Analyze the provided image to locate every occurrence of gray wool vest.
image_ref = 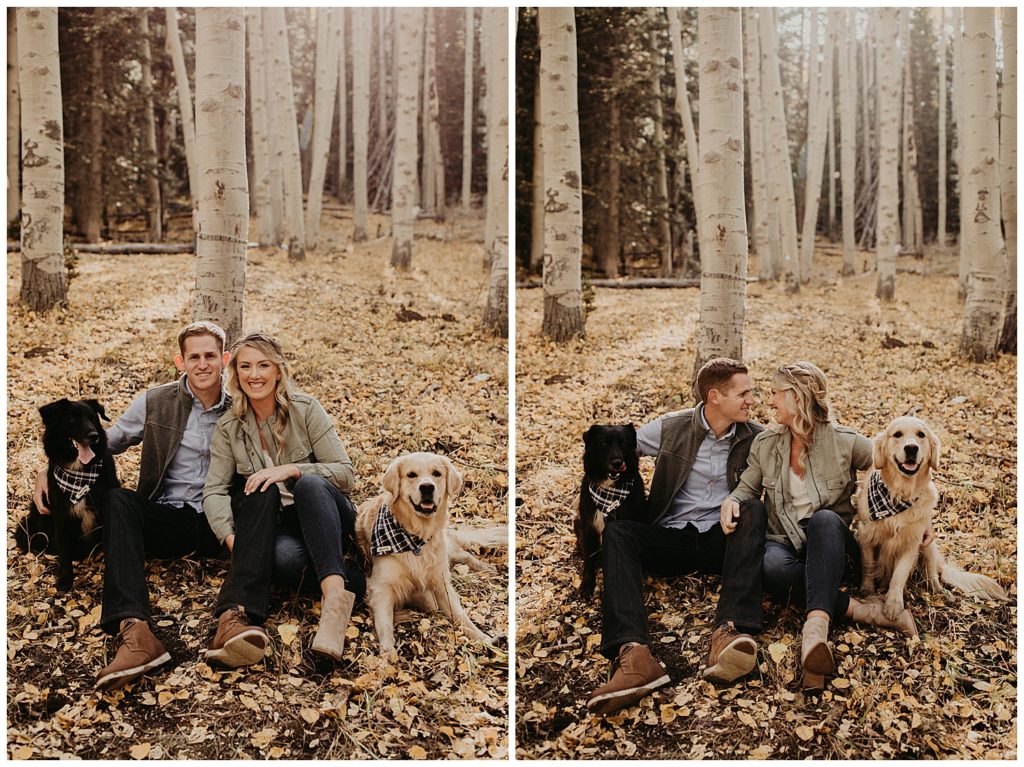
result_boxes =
[138,377,193,501]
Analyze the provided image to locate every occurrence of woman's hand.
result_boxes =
[920,522,935,550]
[720,498,741,534]
[33,468,50,514]
[245,464,300,495]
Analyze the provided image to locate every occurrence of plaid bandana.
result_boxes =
[866,470,916,521]
[52,459,104,504]
[371,502,429,557]
[588,478,635,519]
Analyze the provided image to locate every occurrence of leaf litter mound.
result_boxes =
[515,244,1016,760]
[7,210,509,760]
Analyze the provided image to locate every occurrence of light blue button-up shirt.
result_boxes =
[637,404,736,532]
[107,378,229,509]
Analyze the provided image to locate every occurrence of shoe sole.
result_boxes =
[205,629,268,668]
[801,641,835,692]
[586,674,671,716]
[95,651,172,691]
[702,636,757,684]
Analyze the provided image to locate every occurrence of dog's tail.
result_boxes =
[938,554,1008,601]
[447,524,508,551]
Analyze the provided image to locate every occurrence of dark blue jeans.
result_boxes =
[762,508,859,621]
[599,500,766,659]
[215,475,365,623]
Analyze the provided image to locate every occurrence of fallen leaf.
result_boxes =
[130,743,151,760]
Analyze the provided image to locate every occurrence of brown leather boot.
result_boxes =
[847,597,918,638]
[204,607,269,668]
[800,615,834,692]
[96,618,171,691]
[702,623,758,684]
[311,589,355,660]
[586,643,670,716]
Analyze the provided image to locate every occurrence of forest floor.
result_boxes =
[515,243,1016,759]
[6,210,509,759]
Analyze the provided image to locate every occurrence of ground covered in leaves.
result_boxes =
[515,244,1016,759]
[7,210,508,759]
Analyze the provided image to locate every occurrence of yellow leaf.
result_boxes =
[268,747,285,759]
[78,605,102,634]
[11,747,34,759]
[768,642,789,663]
[300,707,320,724]
[251,729,276,749]
[240,694,260,713]
[750,746,772,759]
[660,705,676,724]
[737,711,756,727]
[278,623,300,647]
[832,678,851,689]
[130,743,151,760]
[158,691,174,706]
[795,725,814,741]
[345,625,359,639]
[408,745,428,759]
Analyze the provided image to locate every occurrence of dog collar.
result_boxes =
[52,460,103,503]
[371,502,430,556]
[588,478,635,519]
[866,470,916,521]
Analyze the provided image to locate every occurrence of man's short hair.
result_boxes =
[695,357,748,403]
[177,321,227,355]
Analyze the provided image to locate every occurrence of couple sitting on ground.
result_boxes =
[587,358,923,715]
[34,322,364,690]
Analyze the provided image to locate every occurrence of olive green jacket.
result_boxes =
[203,391,354,544]
[727,421,872,552]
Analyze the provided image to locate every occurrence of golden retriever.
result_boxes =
[356,452,494,653]
[855,416,1007,620]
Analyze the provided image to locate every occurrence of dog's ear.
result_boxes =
[583,425,598,445]
[925,425,941,471]
[382,457,402,500]
[872,430,888,470]
[38,398,71,421]
[443,456,464,501]
[84,399,110,422]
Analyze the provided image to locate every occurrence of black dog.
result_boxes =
[574,424,647,599]
[15,398,119,591]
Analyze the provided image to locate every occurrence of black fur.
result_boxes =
[574,424,647,599]
[15,398,119,590]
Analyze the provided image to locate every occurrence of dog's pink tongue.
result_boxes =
[902,462,919,472]
[75,441,96,465]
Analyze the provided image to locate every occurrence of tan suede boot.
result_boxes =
[847,597,918,638]
[800,615,834,692]
[311,589,355,660]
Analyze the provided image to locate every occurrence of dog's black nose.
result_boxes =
[419,483,434,498]
[904,444,918,461]
[610,459,626,472]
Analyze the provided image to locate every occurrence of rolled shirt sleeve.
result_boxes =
[105,392,147,456]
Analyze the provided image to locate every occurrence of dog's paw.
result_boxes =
[882,596,904,621]
[56,576,74,592]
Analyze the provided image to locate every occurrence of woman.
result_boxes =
[202,332,364,667]
[720,362,917,691]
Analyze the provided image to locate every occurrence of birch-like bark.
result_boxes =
[461,7,474,212]
[424,11,445,216]
[839,8,857,276]
[953,8,966,295]
[420,9,434,213]
[17,7,66,311]
[337,8,348,199]
[247,9,275,246]
[539,8,584,341]
[875,8,900,300]
[377,8,388,146]
[83,25,103,243]
[265,7,305,260]
[166,7,198,209]
[696,7,746,367]
[139,9,162,241]
[306,8,341,249]
[194,8,247,345]
[390,8,420,269]
[650,10,672,277]
[352,9,370,242]
[937,8,947,249]
[743,9,770,281]
[958,8,1005,361]
[529,71,544,272]
[900,10,923,254]
[596,60,621,278]
[7,9,20,231]
[481,8,508,337]
[998,7,1017,353]
[827,90,836,240]
[668,8,704,261]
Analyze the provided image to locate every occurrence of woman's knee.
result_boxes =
[806,508,845,537]
[762,543,802,586]
[293,473,332,500]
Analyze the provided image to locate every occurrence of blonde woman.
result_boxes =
[720,362,917,691]
[201,333,363,667]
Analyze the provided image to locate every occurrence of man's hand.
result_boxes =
[244,464,300,495]
[720,498,741,535]
[919,522,935,551]
[33,469,50,514]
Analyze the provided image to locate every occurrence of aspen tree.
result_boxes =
[900,10,923,254]
[481,8,508,337]
[337,9,348,199]
[649,10,672,277]
[875,8,900,301]
[8,9,19,232]
[668,8,704,262]
[529,71,544,272]
[166,8,198,209]
[938,8,948,249]
[998,7,1016,353]
[82,16,103,243]
[391,8,421,269]
[839,8,857,276]
[352,9,370,242]
[139,9,162,241]
[461,7,474,212]
[743,9,770,281]
[306,8,341,248]
[247,9,275,247]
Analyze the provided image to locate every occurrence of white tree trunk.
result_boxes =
[958,8,1006,361]
[839,8,857,276]
[352,9,370,242]
[481,8,508,337]
[391,8,420,269]
[423,10,445,216]
[337,8,348,199]
[166,7,198,210]
[696,7,746,367]
[247,9,275,247]
[875,8,900,301]
[194,8,247,345]
[999,7,1016,353]
[743,9,771,282]
[827,89,836,240]
[7,8,20,232]
[139,9,162,241]
[953,8,967,295]
[900,10,923,254]
[17,7,66,311]
[539,8,584,341]
[650,10,672,277]
[529,72,544,271]
[798,9,836,283]
[305,8,341,249]
[377,8,388,148]
[668,8,704,262]
[420,9,434,213]
[461,7,474,212]
[938,8,947,249]
[265,7,305,260]
[761,9,798,289]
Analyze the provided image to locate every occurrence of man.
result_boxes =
[586,358,766,716]
[34,321,243,690]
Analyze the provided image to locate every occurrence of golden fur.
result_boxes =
[356,452,493,653]
[855,416,1007,620]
